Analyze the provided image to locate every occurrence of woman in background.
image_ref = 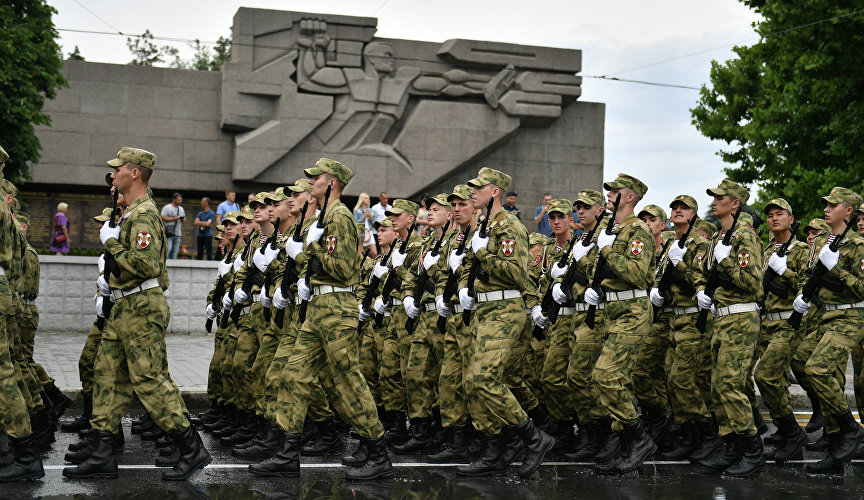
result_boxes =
[50,202,71,255]
[354,192,377,257]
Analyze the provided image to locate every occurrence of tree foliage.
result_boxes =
[127,31,231,71]
[692,1,864,224]
[0,0,68,183]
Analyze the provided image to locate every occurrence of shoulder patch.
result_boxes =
[501,239,515,256]
[531,253,542,266]
[136,232,151,249]
[630,240,645,255]
[325,235,337,253]
[737,251,750,267]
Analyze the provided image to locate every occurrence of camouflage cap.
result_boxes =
[447,184,472,202]
[93,207,113,222]
[265,187,290,203]
[374,217,393,230]
[820,186,863,208]
[237,206,255,221]
[214,233,223,241]
[803,218,830,234]
[425,193,451,209]
[693,218,717,236]
[638,204,668,222]
[467,167,512,193]
[249,191,271,208]
[106,147,157,170]
[706,179,749,203]
[1,179,17,197]
[288,178,312,193]
[574,189,604,207]
[529,232,553,246]
[223,210,241,225]
[604,173,648,199]
[304,158,353,185]
[739,212,754,228]
[763,198,793,215]
[669,194,698,212]
[216,224,225,232]
[385,199,420,217]
[547,198,573,215]
[15,212,29,226]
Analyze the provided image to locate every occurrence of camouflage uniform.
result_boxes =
[525,233,553,400]
[356,248,388,406]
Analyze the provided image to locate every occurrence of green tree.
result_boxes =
[692,1,864,224]
[67,45,85,61]
[0,0,68,183]
[127,31,231,72]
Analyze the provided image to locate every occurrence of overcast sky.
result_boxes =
[48,0,762,213]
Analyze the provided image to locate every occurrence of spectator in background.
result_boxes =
[215,190,238,225]
[194,197,215,260]
[50,202,71,255]
[417,194,430,235]
[503,191,521,219]
[534,192,553,236]
[247,193,256,205]
[161,192,186,259]
[353,192,377,257]
[369,191,391,246]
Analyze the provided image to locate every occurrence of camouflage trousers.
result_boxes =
[806,308,864,433]
[509,314,539,414]
[219,324,239,405]
[91,288,189,434]
[232,305,262,411]
[0,306,31,437]
[359,314,387,407]
[9,313,43,413]
[632,311,671,410]
[710,311,759,436]
[754,317,804,421]
[250,310,280,416]
[568,310,608,424]
[79,322,104,396]
[541,311,576,422]
[379,306,411,412]
[526,338,545,402]
[852,343,864,416]
[593,297,651,424]
[21,306,52,387]
[790,308,830,394]
[466,297,529,435]
[667,312,712,424]
[276,291,383,438]
[439,309,475,428]
[207,327,226,402]
[406,309,444,420]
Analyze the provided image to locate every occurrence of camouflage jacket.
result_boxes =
[390,231,424,302]
[436,225,473,304]
[404,228,449,305]
[0,199,14,303]
[271,216,317,300]
[762,236,808,312]
[597,213,655,292]
[654,231,710,308]
[20,244,39,301]
[800,231,864,306]
[302,201,360,288]
[104,195,169,291]
[207,240,246,304]
[357,251,389,306]
[696,219,763,307]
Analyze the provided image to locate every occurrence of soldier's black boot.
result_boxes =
[162,426,211,481]
[657,422,699,460]
[830,408,864,463]
[220,411,256,446]
[752,405,769,436]
[806,433,845,474]
[805,390,824,433]
[383,411,409,445]
[61,394,93,433]
[515,417,555,478]
[723,433,766,477]
[427,425,471,463]
[565,420,605,461]
[298,416,321,447]
[766,413,806,463]
[457,432,506,476]
[613,420,657,474]
[0,434,44,482]
[697,433,742,474]
[212,408,244,438]
[642,404,674,452]
[203,405,235,432]
[806,432,830,451]
[346,436,393,480]
[44,382,73,418]
[393,417,434,454]
[234,421,283,461]
[500,427,526,465]
[550,419,577,451]
[690,415,721,462]
[302,418,343,455]
[69,424,123,453]
[31,410,52,452]
[155,444,179,467]
[131,413,153,434]
[594,418,622,463]
[342,440,368,466]
[62,431,118,479]
[527,405,555,434]
[249,432,300,476]
[232,416,267,451]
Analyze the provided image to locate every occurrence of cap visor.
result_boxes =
[820,195,842,205]
[603,181,624,191]
[106,158,125,167]
[706,188,725,197]
[304,167,324,178]
[384,208,404,216]
[466,178,488,188]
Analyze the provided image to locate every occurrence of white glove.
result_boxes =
[98,254,106,274]
[403,296,420,319]
[253,249,269,272]
[458,287,476,310]
[222,292,233,311]
[531,305,547,328]
[550,263,567,280]
[584,287,600,306]
[358,304,369,322]
[597,231,616,250]
[233,253,244,272]
[713,241,732,263]
[285,239,304,260]
[819,245,840,271]
[448,250,465,273]
[260,285,272,308]
[668,242,687,266]
[552,283,568,305]
[793,294,811,314]
[573,242,594,262]
[297,279,312,301]
[435,295,450,317]
[217,259,232,278]
[649,287,665,307]
[768,253,788,275]
[205,303,217,320]
[305,223,325,244]
[234,288,249,305]
[100,222,120,245]
[391,248,408,268]
[373,262,388,279]
[263,243,281,265]
[471,231,489,253]
[95,296,105,318]
[97,275,110,296]
[423,251,441,271]
[273,287,290,309]
[373,297,388,315]
[696,290,712,310]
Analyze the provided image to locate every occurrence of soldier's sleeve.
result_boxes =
[394,237,424,292]
[715,230,763,292]
[599,223,654,289]
[474,223,528,286]
[356,257,375,303]
[780,241,808,291]
[306,210,358,283]
[232,260,251,294]
[105,212,163,280]
[828,240,864,299]
[676,237,709,289]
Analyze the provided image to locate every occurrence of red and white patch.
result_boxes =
[860,259,864,272]
[325,235,337,253]
[501,239,515,256]
[630,240,644,255]
[738,251,750,267]
[531,254,542,266]
[136,232,151,249]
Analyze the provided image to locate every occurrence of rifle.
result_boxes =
[374,223,416,328]
[97,188,121,330]
[298,184,332,323]
[359,241,396,333]
[585,193,622,329]
[274,201,309,329]
[695,205,743,333]
[653,215,697,322]
[463,197,495,326]
[437,224,471,333]
[220,236,251,329]
[206,234,239,333]
[260,217,281,323]
[231,218,280,323]
[405,220,451,334]
[759,220,801,311]
[788,213,859,329]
